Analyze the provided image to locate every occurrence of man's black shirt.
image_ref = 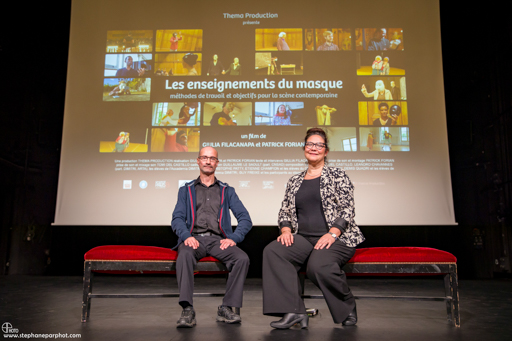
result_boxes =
[193,177,221,235]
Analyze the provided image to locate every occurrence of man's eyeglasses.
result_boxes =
[198,156,219,162]
[305,142,326,150]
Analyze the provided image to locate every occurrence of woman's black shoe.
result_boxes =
[270,313,309,329]
[341,306,357,326]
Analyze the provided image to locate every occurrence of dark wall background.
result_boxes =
[1,2,511,279]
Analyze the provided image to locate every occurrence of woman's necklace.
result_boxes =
[306,167,322,178]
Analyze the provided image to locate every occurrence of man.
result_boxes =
[373,103,396,126]
[210,102,237,126]
[171,147,252,328]
[207,54,225,76]
[177,102,197,125]
[277,32,289,51]
[115,56,145,77]
[382,131,393,151]
[270,57,279,75]
[168,129,189,152]
[361,80,392,100]
[223,58,241,75]
[390,81,401,100]
[317,31,339,51]
[368,28,390,51]
[304,30,314,51]
[109,80,131,96]
[122,32,135,52]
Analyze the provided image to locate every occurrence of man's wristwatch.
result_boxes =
[329,232,338,240]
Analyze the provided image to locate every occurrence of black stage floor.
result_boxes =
[1,276,511,340]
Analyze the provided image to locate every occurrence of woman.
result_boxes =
[262,127,365,329]
[182,53,198,75]
[160,109,175,126]
[381,57,390,75]
[170,31,182,51]
[273,104,291,125]
[114,132,128,152]
[277,32,290,51]
[367,132,374,151]
[207,54,224,76]
[372,55,383,75]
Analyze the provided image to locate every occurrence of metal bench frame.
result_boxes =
[300,262,460,327]
[82,260,460,327]
[81,259,230,322]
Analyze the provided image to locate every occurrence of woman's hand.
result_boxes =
[277,227,294,247]
[314,228,341,250]
[313,233,336,250]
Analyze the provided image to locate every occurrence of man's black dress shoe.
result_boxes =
[270,313,309,329]
[341,306,357,326]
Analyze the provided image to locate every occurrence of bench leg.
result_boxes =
[443,274,452,322]
[451,267,461,327]
[299,273,319,316]
[81,261,93,322]
[444,266,460,327]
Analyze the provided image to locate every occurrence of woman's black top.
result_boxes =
[295,177,328,236]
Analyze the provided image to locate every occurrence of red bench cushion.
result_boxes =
[85,246,456,264]
[349,247,456,263]
[84,245,220,263]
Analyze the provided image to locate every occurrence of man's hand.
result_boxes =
[184,236,199,249]
[277,227,294,247]
[220,238,236,250]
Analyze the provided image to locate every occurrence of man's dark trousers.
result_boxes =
[176,234,250,308]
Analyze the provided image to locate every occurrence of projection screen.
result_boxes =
[54,0,456,226]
